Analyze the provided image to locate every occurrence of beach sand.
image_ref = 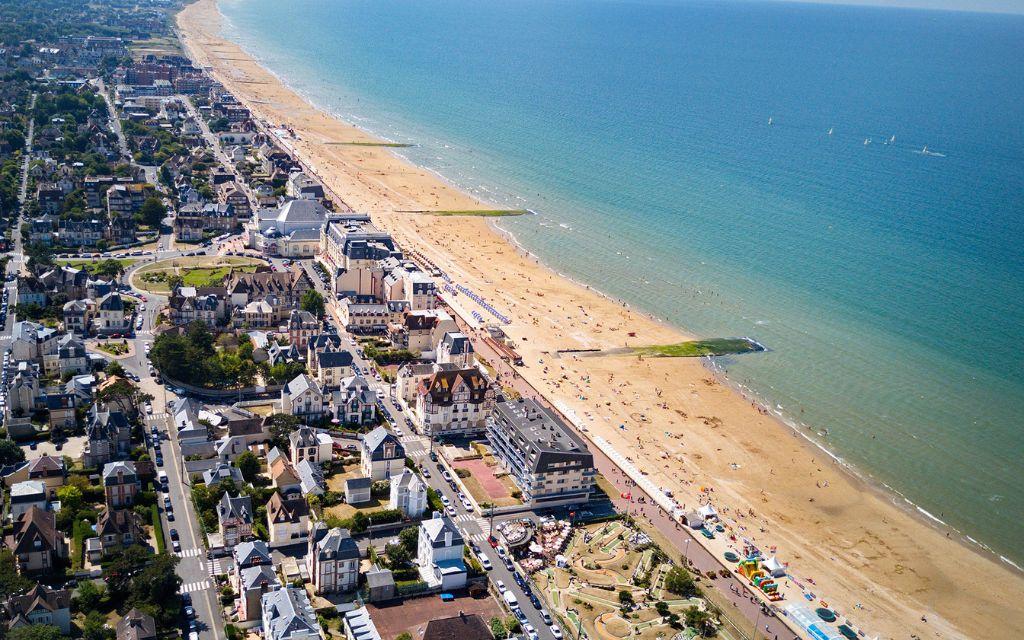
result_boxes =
[178,2,1024,637]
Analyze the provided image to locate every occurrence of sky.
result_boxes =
[774,0,1024,13]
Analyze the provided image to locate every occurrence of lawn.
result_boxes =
[58,257,137,273]
[633,338,764,358]
[133,256,265,293]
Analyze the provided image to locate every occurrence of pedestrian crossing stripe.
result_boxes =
[208,559,224,576]
[181,580,211,593]
[177,548,203,558]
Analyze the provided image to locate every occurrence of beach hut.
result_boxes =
[699,503,719,521]
[684,511,704,529]
[763,556,786,578]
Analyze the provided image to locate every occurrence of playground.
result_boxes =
[532,521,724,640]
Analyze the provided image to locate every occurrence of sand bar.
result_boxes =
[177,2,1024,637]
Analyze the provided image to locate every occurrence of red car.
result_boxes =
[488,535,499,548]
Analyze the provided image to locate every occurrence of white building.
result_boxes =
[389,469,427,519]
[289,426,333,465]
[280,374,326,421]
[360,427,405,481]
[416,512,467,590]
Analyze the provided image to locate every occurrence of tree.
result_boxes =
[618,589,635,607]
[235,451,260,483]
[398,526,419,554]
[384,543,411,569]
[167,274,184,292]
[9,625,64,640]
[0,439,25,466]
[56,485,84,514]
[105,545,150,599]
[664,566,700,598]
[0,550,32,598]
[489,618,508,640]
[105,360,126,378]
[505,616,521,634]
[266,414,302,450]
[137,196,166,228]
[73,580,105,612]
[83,610,115,640]
[395,634,412,640]
[684,606,713,636]
[300,289,325,319]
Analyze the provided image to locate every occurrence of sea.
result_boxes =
[216,0,1024,566]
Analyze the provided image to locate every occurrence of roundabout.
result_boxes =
[129,254,267,294]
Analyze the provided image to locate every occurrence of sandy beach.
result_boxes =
[178,1,1024,637]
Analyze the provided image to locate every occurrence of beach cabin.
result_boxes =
[684,511,704,529]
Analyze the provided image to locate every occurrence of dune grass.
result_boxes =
[633,338,763,357]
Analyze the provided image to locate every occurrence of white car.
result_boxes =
[550,626,563,639]
[440,495,451,506]
[496,580,507,594]
[145,404,153,414]
[445,505,457,518]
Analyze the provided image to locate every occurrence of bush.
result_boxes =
[664,566,701,598]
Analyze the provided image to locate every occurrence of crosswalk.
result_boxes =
[180,579,211,594]
[146,412,168,421]
[177,547,204,558]
[208,557,224,577]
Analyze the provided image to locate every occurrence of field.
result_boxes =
[532,521,723,640]
[427,209,529,217]
[132,255,265,293]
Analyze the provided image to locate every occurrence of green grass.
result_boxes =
[58,257,137,272]
[633,338,764,358]
[181,265,258,287]
[151,504,165,553]
[428,209,529,217]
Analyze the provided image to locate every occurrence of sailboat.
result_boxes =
[890,135,896,144]
[864,138,871,145]
[768,117,773,125]
[827,127,833,136]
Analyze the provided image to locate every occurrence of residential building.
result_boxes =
[174,202,236,241]
[295,460,325,497]
[330,376,377,426]
[95,508,145,557]
[360,427,405,481]
[95,292,130,335]
[307,523,360,594]
[203,462,245,486]
[238,564,280,623]
[82,407,132,466]
[116,609,156,640]
[261,587,321,640]
[4,585,72,634]
[487,398,596,508]
[423,615,493,640]
[9,481,47,520]
[318,218,397,297]
[25,456,67,499]
[266,492,310,546]
[7,506,68,575]
[289,425,333,465]
[218,493,254,548]
[217,181,251,218]
[62,298,96,335]
[343,607,382,640]
[57,334,89,376]
[389,469,427,519]
[269,455,301,495]
[416,512,466,590]
[280,374,326,421]
[102,460,140,508]
[286,172,324,200]
[395,362,463,406]
[436,332,475,368]
[225,269,313,323]
[286,309,318,349]
[306,333,343,375]
[168,288,224,327]
[413,367,494,437]
[314,348,353,389]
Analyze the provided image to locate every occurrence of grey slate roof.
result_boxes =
[218,493,253,524]
[361,426,404,461]
[312,526,359,561]
[261,587,319,640]
[421,513,464,549]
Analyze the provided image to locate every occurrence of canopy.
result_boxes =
[763,555,786,577]
[699,503,718,519]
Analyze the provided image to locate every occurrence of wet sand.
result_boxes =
[178,2,1024,638]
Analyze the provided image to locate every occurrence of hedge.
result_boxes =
[151,505,165,553]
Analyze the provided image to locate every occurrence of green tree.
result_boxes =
[664,566,700,598]
[684,606,713,636]
[505,616,521,634]
[0,550,32,598]
[266,414,303,450]
[300,289,325,319]
[384,543,411,569]
[128,553,182,626]
[56,485,84,514]
[9,625,63,640]
[105,360,126,377]
[137,196,166,228]
[395,634,412,640]
[618,589,635,607]
[490,618,508,640]
[73,580,105,612]
[235,451,260,483]
[398,526,419,554]
[0,439,26,466]
[83,610,115,640]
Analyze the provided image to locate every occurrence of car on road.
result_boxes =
[440,495,450,506]
[184,606,195,619]
[172,540,181,552]
[496,580,507,594]
[145,404,153,414]
[540,610,552,625]
[170,528,179,540]
[445,505,457,518]
[550,626,563,639]
[478,553,492,570]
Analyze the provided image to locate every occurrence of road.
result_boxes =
[94,79,131,162]
[116,227,225,640]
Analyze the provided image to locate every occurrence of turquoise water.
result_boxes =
[217,0,1024,564]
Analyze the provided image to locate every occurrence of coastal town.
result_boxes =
[0,3,1020,640]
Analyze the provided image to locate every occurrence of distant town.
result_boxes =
[0,3,790,640]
